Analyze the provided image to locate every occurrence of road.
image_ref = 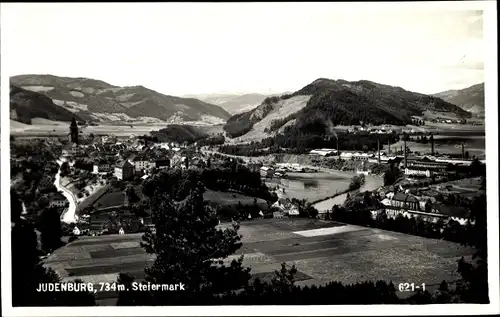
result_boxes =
[54,159,79,224]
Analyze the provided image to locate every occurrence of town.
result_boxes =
[5,2,494,311]
[11,117,486,242]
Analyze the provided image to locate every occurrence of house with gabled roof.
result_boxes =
[114,160,134,180]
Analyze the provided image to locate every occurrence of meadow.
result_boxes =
[203,189,268,209]
[391,134,486,158]
[10,119,224,137]
[44,218,474,305]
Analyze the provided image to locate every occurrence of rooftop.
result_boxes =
[115,160,134,168]
[392,192,419,203]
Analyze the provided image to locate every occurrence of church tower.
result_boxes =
[70,117,79,144]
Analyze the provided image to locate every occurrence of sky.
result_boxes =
[0,2,488,96]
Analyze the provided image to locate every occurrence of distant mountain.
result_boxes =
[10,75,231,125]
[433,83,485,114]
[10,84,83,124]
[185,92,292,115]
[223,78,471,141]
[218,94,269,114]
[182,93,241,106]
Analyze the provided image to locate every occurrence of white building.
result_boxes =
[260,166,275,178]
[132,157,155,172]
[49,192,67,208]
[405,167,433,178]
[309,148,338,156]
[114,160,135,180]
[93,163,112,175]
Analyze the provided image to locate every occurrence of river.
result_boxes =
[54,159,78,224]
[202,149,384,211]
[312,174,383,212]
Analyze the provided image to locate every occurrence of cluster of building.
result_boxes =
[431,118,467,124]
[309,134,480,179]
[377,191,469,225]
[258,162,314,179]
[346,126,397,134]
[60,119,213,181]
[371,177,483,225]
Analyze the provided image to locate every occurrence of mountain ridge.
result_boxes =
[10,84,84,124]
[10,74,231,124]
[433,83,485,114]
[223,78,471,141]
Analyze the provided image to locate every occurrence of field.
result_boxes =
[92,190,126,209]
[91,188,267,209]
[392,134,486,158]
[10,119,224,137]
[204,189,268,209]
[43,218,473,305]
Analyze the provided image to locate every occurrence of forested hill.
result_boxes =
[223,78,471,139]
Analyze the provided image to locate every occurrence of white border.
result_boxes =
[1,1,498,316]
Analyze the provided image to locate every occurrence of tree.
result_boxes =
[118,182,251,304]
[469,159,486,177]
[384,164,400,186]
[60,162,70,178]
[434,280,453,303]
[424,199,433,213]
[349,175,363,190]
[454,194,488,303]
[37,207,63,252]
[270,263,297,293]
[124,184,140,205]
[11,192,95,306]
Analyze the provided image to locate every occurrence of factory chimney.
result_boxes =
[388,139,391,155]
[337,137,340,158]
[430,134,434,156]
[404,138,408,169]
[462,143,465,160]
[377,137,381,164]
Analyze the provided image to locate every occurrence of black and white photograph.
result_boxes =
[1,1,498,316]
